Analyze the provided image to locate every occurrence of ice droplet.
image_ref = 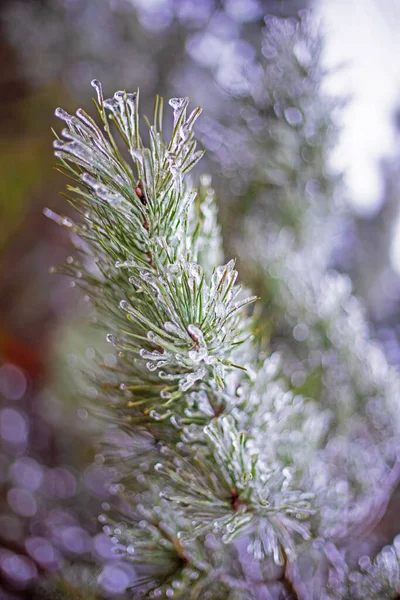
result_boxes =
[104,98,119,113]
[55,107,73,124]
[91,79,103,104]
[187,325,205,347]
[188,348,208,362]
[169,97,189,125]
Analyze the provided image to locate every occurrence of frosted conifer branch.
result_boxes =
[349,538,400,599]
[156,415,313,564]
[52,84,255,415]
[49,81,315,597]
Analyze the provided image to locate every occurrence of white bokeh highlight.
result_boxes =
[317,0,400,216]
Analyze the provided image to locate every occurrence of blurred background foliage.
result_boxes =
[1,0,400,597]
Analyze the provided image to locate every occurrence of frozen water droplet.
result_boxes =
[125,93,137,111]
[91,79,103,104]
[104,98,119,112]
[169,97,187,111]
[187,324,205,347]
[55,107,73,123]
[164,321,187,340]
[130,148,143,164]
[179,123,191,142]
[170,415,181,429]
[169,97,189,125]
[188,348,208,362]
[359,555,372,572]
[81,173,97,187]
[284,107,303,127]
[215,302,226,318]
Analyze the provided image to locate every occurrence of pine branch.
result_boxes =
[49,81,315,597]
[339,537,400,600]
